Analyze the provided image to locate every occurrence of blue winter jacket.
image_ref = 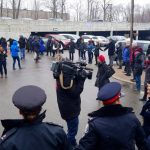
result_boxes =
[10,41,19,57]
[87,44,95,53]
[123,47,130,63]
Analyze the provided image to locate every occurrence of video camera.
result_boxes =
[51,59,93,89]
[51,60,93,80]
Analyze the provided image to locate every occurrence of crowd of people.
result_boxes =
[0,34,150,150]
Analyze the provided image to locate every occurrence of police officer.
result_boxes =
[0,85,72,150]
[76,82,147,150]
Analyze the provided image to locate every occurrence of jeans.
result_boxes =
[0,61,7,76]
[81,51,86,60]
[88,52,93,64]
[13,56,21,69]
[69,53,74,61]
[66,117,79,146]
[125,61,131,75]
[109,55,114,66]
[135,75,141,91]
[20,48,25,59]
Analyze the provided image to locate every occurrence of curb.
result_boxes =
[112,75,144,86]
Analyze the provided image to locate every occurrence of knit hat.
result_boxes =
[98,55,105,62]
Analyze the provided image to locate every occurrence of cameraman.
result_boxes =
[56,67,86,148]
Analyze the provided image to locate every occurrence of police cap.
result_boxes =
[12,85,47,111]
[97,82,121,105]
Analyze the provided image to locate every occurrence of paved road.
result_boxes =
[0,50,145,141]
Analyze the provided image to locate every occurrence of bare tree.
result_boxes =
[33,0,41,19]
[16,0,21,19]
[42,0,59,18]
[60,0,66,19]
[0,0,3,17]
[99,0,111,21]
[8,0,22,19]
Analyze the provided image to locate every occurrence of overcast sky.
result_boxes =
[22,0,150,10]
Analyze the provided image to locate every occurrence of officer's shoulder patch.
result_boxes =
[0,128,17,144]
[45,122,63,128]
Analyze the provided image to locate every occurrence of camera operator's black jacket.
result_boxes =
[0,112,72,150]
[56,78,85,120]
[76,105,147,150]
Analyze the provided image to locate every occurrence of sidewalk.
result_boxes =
[112,65,145,85]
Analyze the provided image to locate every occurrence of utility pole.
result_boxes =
[130,0,134,47]
[1,0,3,17]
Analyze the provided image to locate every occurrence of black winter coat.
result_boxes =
[0,112,72,150]
[0,52,7,62]
[69,41,76,53]
[116,46,123,60]
[95,63,110,89]
[56,78,85,120]
[141,100,150,137]
[77,105,146,150]
[104,41,115,56]
[18,38,26,49]
[94,45,100,56]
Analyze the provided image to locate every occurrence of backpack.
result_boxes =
[135,52,145,66]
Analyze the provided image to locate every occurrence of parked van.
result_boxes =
[115,40,150,54]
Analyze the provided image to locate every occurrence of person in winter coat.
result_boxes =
[147,44,150,57]
[39,38,45,55]
[32,38,40,62]
[104,39,115,67]
[140,93,150,137]
[122,43,131,76]
[140,55,150,101]
[94,42,102,65]
[10,41,21,70]
[1,37,7,53]
[76,36,83,58]
[95,55,110,90]
[134,58,143,91]
[0,85,72,150]
[77,82,147,150]
[116,42,123,69]
[18,35,26,60]
[79,39,86,60]
[0,46,7,78]
[68,39,76,61]
[56,70,86,148]
[46,37,53,56]
[87,41,95,64]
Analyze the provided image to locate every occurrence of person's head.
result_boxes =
[0,46,4,53]
[148,54,150,60]
[97,82,122,106]
[96,41,100,46]
[132,42,138,48]
[98,55,105,64]
[12,85,47,122]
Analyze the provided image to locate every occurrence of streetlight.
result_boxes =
[130,0,134,47]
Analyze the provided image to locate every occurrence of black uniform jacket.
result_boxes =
[77,105,147,150]
[0,112,72,150]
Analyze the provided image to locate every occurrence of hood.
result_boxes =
[135,47,143,53]
[13,40,18,46]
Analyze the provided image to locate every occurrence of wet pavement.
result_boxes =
[0,50,145,141]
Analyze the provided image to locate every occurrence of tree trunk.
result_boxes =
[13,0,16,19]
[16,0,21,19]
[0,0,3,17]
